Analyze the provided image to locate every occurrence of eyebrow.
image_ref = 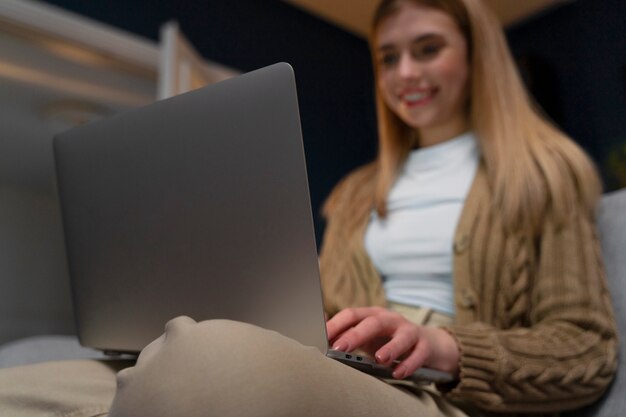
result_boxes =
[377,33,445,52]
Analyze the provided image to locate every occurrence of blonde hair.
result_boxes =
[371,0,601,233]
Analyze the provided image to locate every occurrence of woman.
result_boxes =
[319,0,618,414]
[0,0,617,416]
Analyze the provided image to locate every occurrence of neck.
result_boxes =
[416,117,469,148]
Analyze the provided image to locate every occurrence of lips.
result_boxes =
[399,88,437,107]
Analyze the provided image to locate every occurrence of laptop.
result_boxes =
[53,62,452,384]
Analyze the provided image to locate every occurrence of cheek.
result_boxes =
[437,58,469,94]
[378,73,398,106]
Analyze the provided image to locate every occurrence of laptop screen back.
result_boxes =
[54,63,328,354]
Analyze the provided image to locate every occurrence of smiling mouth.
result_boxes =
[400,89,436,107]
[404,91,428,100]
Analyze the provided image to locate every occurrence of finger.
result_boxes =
[392,340,431,380]
[374,325,419,366]
[331,316,384,351]
[330,311,396,352]
[326,307,385,342]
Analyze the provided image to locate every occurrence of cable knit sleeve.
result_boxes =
[445,197,618,414]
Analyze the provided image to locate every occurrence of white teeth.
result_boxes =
[403,92,428,102]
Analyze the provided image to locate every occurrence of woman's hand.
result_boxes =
[326,307,460,379]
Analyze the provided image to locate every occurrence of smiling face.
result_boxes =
[374,1,470,147]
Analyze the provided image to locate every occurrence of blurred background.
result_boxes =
[1,0,624,345]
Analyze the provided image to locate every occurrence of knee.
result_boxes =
[110,317,325,417]
[189,318,312,357]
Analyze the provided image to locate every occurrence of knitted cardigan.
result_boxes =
[318,162,618,417]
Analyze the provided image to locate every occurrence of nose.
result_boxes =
[397,52,422,80]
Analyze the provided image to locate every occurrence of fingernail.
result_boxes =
[375,352,390,363]
[333,341,348,352]
[393,366,406,379]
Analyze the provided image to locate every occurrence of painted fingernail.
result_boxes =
[333,341,348,352]
[393,366,406,379]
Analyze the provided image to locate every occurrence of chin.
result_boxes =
[400,116,437,130]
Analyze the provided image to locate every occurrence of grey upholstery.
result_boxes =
[565,188,626,417]
[0,335,102,368]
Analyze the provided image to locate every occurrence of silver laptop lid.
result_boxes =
[54,63,328,354]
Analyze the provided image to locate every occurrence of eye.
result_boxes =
[422,44,442,56]
[378,52,399,68]
[411,38,446,61]
[412,40,446,61]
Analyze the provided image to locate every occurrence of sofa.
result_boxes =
[564,188,625,416]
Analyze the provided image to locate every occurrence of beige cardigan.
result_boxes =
[318,162,617,416]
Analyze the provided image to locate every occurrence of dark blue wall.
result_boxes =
[40,0,378,244]
[507,0,626,190]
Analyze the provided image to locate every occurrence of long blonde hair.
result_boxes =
[371,0,601,233]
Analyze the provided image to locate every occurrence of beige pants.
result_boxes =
[0,306,470,417]
[0,359,131,417]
